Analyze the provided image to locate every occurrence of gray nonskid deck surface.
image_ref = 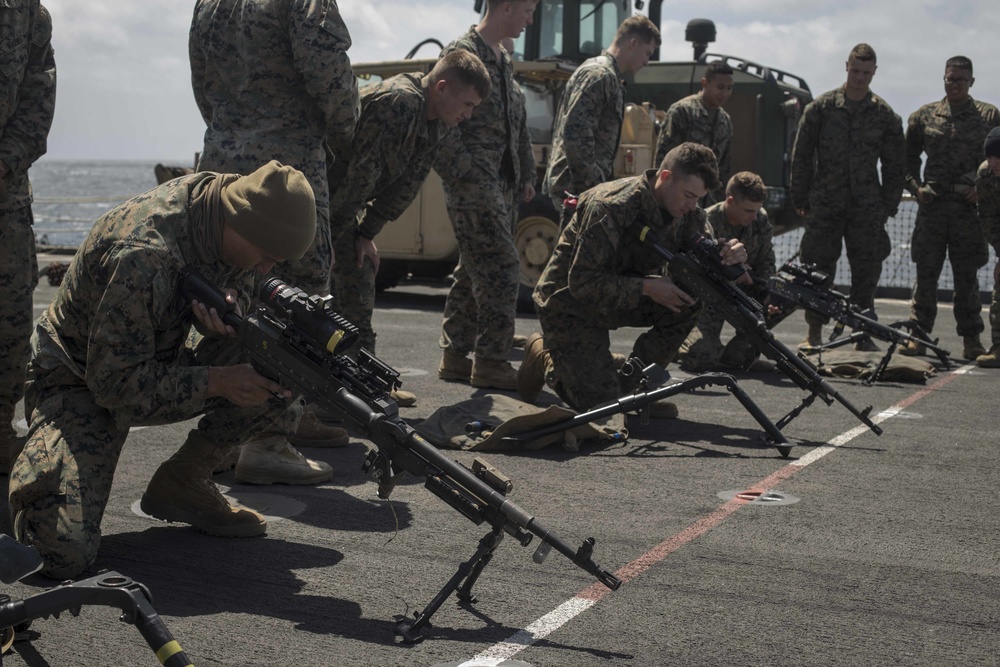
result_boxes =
[2,262,998,667]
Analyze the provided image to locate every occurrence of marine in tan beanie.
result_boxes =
[221,160,317,262]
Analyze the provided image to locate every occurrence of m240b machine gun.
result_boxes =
[767,262,952,384]
[180,270,621,643]
[633,224,883,436]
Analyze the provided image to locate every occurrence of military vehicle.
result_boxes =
[354,0,813,310]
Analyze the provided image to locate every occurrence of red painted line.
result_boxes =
[577,364,972,604]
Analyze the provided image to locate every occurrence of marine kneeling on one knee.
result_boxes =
[7,161,342,580]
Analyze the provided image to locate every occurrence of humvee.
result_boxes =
[354,0,813,310]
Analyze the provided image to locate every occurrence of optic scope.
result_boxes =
[259,278,359,355]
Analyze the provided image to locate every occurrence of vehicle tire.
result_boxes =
[374,259,408,292]
[514,196,560,313]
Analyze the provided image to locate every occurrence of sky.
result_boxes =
[37,0,1000,162]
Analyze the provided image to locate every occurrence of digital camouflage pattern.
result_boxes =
[655,93,732,204]
[679,202,774,369]
[7,174,292,577]
[905,96,1000,335]
[976,160,1000,347]
[434,27,520,360]
[0,1,55,418]
[190,0,360,294]
[533,170,709,411]
[543,53,623,207]
[328,73,449,353]
[791,86,905,324]
[512,78,536,201]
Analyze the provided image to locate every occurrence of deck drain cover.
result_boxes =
[433,662,532,667]
[718,489,800,506]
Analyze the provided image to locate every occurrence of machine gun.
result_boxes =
[766,262,952,384]
[179,270,621,643]
[633,224,883,436]
[0,535,192,666]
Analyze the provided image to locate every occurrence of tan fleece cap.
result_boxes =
[220,160,317,260]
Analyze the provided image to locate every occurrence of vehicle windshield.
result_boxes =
[505,0,629,61]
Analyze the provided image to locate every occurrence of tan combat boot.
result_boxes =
[976,344,1000,368]
[287,409,349,448]
[438,349,472,383]
[235,433,333,485]
[390,388,417,407]
[899,339,926,357]
[798,322,823,349]
[517,333,549,403]
[963,334,987,360]
[471,356,519,390]
[141,430,267,537]
[0,404,27,476]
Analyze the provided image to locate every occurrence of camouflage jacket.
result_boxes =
[790,86,905,216]
[0,0,56,213]
[534,170,713,319]
[976,160,1000,252]
[905,96,1000,197]
[655,93,732,188]
[190,0,360,206]
[33,173,255,426]
[543,52,624,199]
[704,201,775,280]
[433,26,518,210]
[512,78,535,191]
[328,73,449,241]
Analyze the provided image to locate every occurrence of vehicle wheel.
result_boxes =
[514,197,560,313]
[375,259,407,292]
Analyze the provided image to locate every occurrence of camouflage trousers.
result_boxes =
[7,331,291,579]
[0,207,38,411]
[330,229,377,354]
[440,192,518,360]
[679,286,765,370]
[800,204,891,326]
[909,197,988,336]
[539,299,702,412]
[989,270,1000,348]
[198,146,332,295]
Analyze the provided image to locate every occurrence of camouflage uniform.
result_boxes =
[655,93,733,205]
[533,170,709,412]
[434,27,520,361]
[905,96,1000,336]
[510,78,536,229]
[0,1,55,434]
[328,73,450,353]
[679,201,775,369]
[791,86,905,325]
[7,173,292,577]
[189,0,360,295]
[543,52,623,213]
[975,160,1000,347]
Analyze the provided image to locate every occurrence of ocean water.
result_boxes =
[26,159,995,294]
[30,159,182,247]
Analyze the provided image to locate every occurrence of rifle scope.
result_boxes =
[259,278,360,355]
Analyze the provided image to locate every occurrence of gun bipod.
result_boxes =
[500,366,793,458]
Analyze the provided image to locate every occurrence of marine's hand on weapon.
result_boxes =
[642,276,695,312]
[208,363,291,406]
[192,289,240,338]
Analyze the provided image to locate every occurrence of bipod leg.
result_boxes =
[695,373,793,457]
[864,343,898,386]
[394,528,503,644]
[775,391,821,431]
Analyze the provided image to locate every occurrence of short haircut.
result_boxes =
[614,15,661,48]
[946,55,973,74]
[660,142,720,192]
[726,171,766,202]
[703,60,734,81]
[848,43,877,64]
[487,0,534,8]
[431,50,492,100]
